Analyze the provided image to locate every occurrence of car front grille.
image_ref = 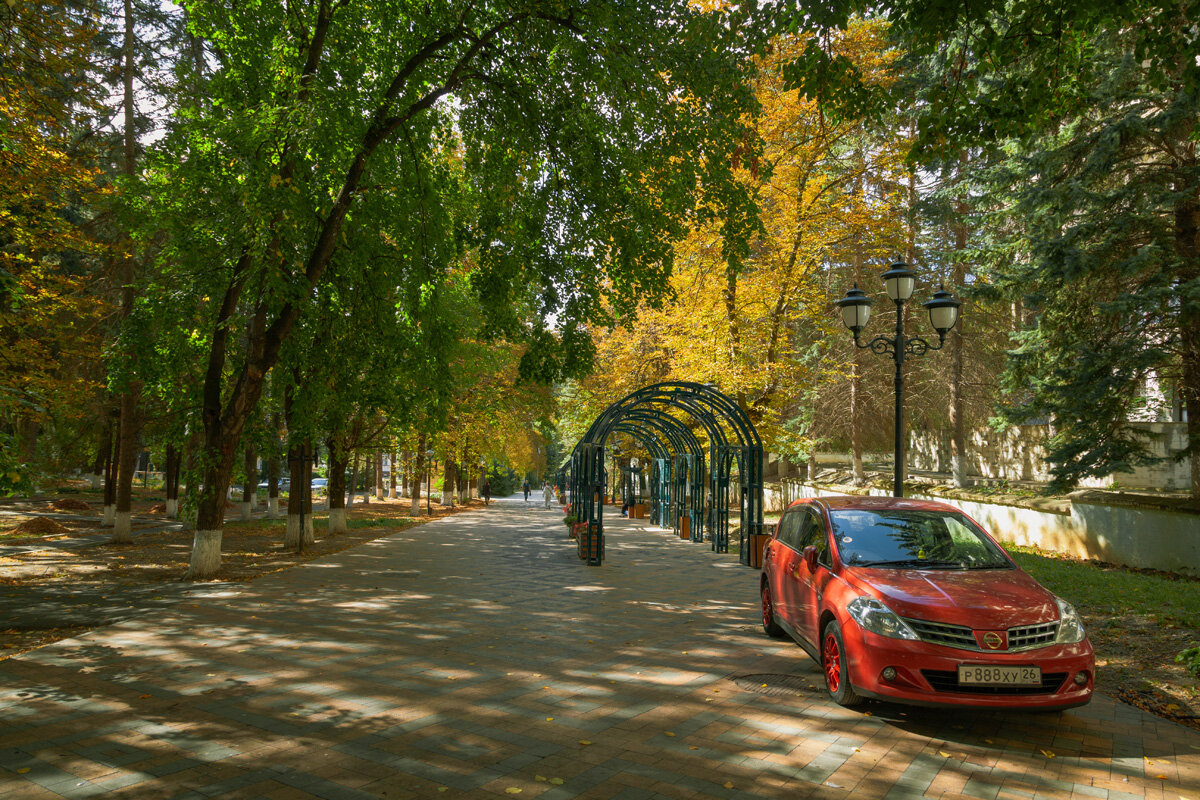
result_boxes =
[903,618,1062,652]
[1008,621,1058,650]
[921,670,1068,695]
[904,619,976,649]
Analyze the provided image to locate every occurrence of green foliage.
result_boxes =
[1176,646,1200,680]
[0,433,32,497]
[1006,545,1200,628]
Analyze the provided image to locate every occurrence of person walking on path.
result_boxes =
[542,482,553,509]
[522,479,531,502]
[482,479,491,506]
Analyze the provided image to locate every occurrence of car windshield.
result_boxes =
[828,509,1012,570]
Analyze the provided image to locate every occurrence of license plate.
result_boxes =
[957,665,1042,686]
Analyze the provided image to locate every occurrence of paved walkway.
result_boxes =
[1,499,1196,799]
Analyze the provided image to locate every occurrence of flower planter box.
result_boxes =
[678,516,690,540]
[571,521,587,540]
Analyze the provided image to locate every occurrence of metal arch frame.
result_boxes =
[562,381,764,567]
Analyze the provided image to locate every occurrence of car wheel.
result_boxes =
[822,620,863,707]
[761,582,786,638]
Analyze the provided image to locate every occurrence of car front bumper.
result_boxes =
[843,624,1095,710]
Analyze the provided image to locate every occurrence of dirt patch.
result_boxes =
[11,517,68,536]
[52,498,92,512]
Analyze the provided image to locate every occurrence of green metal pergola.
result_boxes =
[555,382,765,567]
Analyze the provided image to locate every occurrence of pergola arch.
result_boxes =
[557,382,765,566]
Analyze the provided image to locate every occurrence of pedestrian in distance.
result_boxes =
[482,479,491,506]
[542,482,553,509]
[522,479,531,502]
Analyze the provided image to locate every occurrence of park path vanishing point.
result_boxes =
[1,495,1197,799]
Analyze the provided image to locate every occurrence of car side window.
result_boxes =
[808,512,832,567]
[778,509,803,550]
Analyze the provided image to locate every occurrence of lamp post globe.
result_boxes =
[835,285,873,336]
[881,260,917,302]
[922,286,962,339]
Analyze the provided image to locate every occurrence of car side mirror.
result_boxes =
[804,546,818,571]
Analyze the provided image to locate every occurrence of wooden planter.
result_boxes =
[571,521,587,540]
[678,516,690,539]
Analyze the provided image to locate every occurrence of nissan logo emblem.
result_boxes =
[983,632,1004,650]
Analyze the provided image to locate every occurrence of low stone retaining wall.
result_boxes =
[766,482,1200,577]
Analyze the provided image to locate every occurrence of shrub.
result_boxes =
[1176,645,1200,679]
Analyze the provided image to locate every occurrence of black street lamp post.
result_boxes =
[836,260,962,498]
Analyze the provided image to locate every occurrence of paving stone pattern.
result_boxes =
[1,498,1197,799]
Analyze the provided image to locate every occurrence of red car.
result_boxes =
[760,496,1094,710]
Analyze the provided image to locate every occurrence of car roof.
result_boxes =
[798,495,959,514]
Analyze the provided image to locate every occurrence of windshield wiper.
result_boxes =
[855,558,962,569]
[965,561,1013,570]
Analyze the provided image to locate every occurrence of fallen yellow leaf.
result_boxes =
[664,732,675,737]
[1041,750,1055,759]
[723,782,734,790]
[549,778,564,785]
[16,768,29,774]
[939,751,951,758]
[535,776,547,782]
[505,789,522,795]
[579,740,592,746]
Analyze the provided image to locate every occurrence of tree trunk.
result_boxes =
[374,450,384,500]
[112,391,139,543]
[949,160,970,488]
[442,458,456,506]
[347,453,358,509]
[241,444,257,520]
[1175,189,1200,500]
[327,439,349,534]
[266,451,282,518]
[411,436,426,515]
[285,440,305,550]
[164,445,178,518]
[101,419,116,525]
[111,0,140,545]
[185,429,238,578]
[388,450,398,498]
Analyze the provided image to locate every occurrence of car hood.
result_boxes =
[847,567,1058,628]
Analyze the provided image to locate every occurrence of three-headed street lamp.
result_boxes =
[836,260,962,498]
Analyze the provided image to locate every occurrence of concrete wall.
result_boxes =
[908,423,1193,490]
[767,481,1200,577]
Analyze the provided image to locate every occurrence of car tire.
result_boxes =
[822,619,863,707]
[761,582,786,639]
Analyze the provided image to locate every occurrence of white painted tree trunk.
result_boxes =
[165,498,178,518]
[303,516,314,546]
[267,496,280,518]
[285,515,301,549]
[328,507,347,534]
[388,485,397,499]
[111,510,133,543]
[411,493,421,515]
[239,498,253,520]
[442,486,454,505]
[88,473,103,489]
[347,490,355,509]
[185,530,222,579]
[102,504,115,527]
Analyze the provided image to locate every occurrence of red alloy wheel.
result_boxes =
[824,632,841,693]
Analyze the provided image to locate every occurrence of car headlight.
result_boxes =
[1055,598,1086,644]
[847,597,919,640]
